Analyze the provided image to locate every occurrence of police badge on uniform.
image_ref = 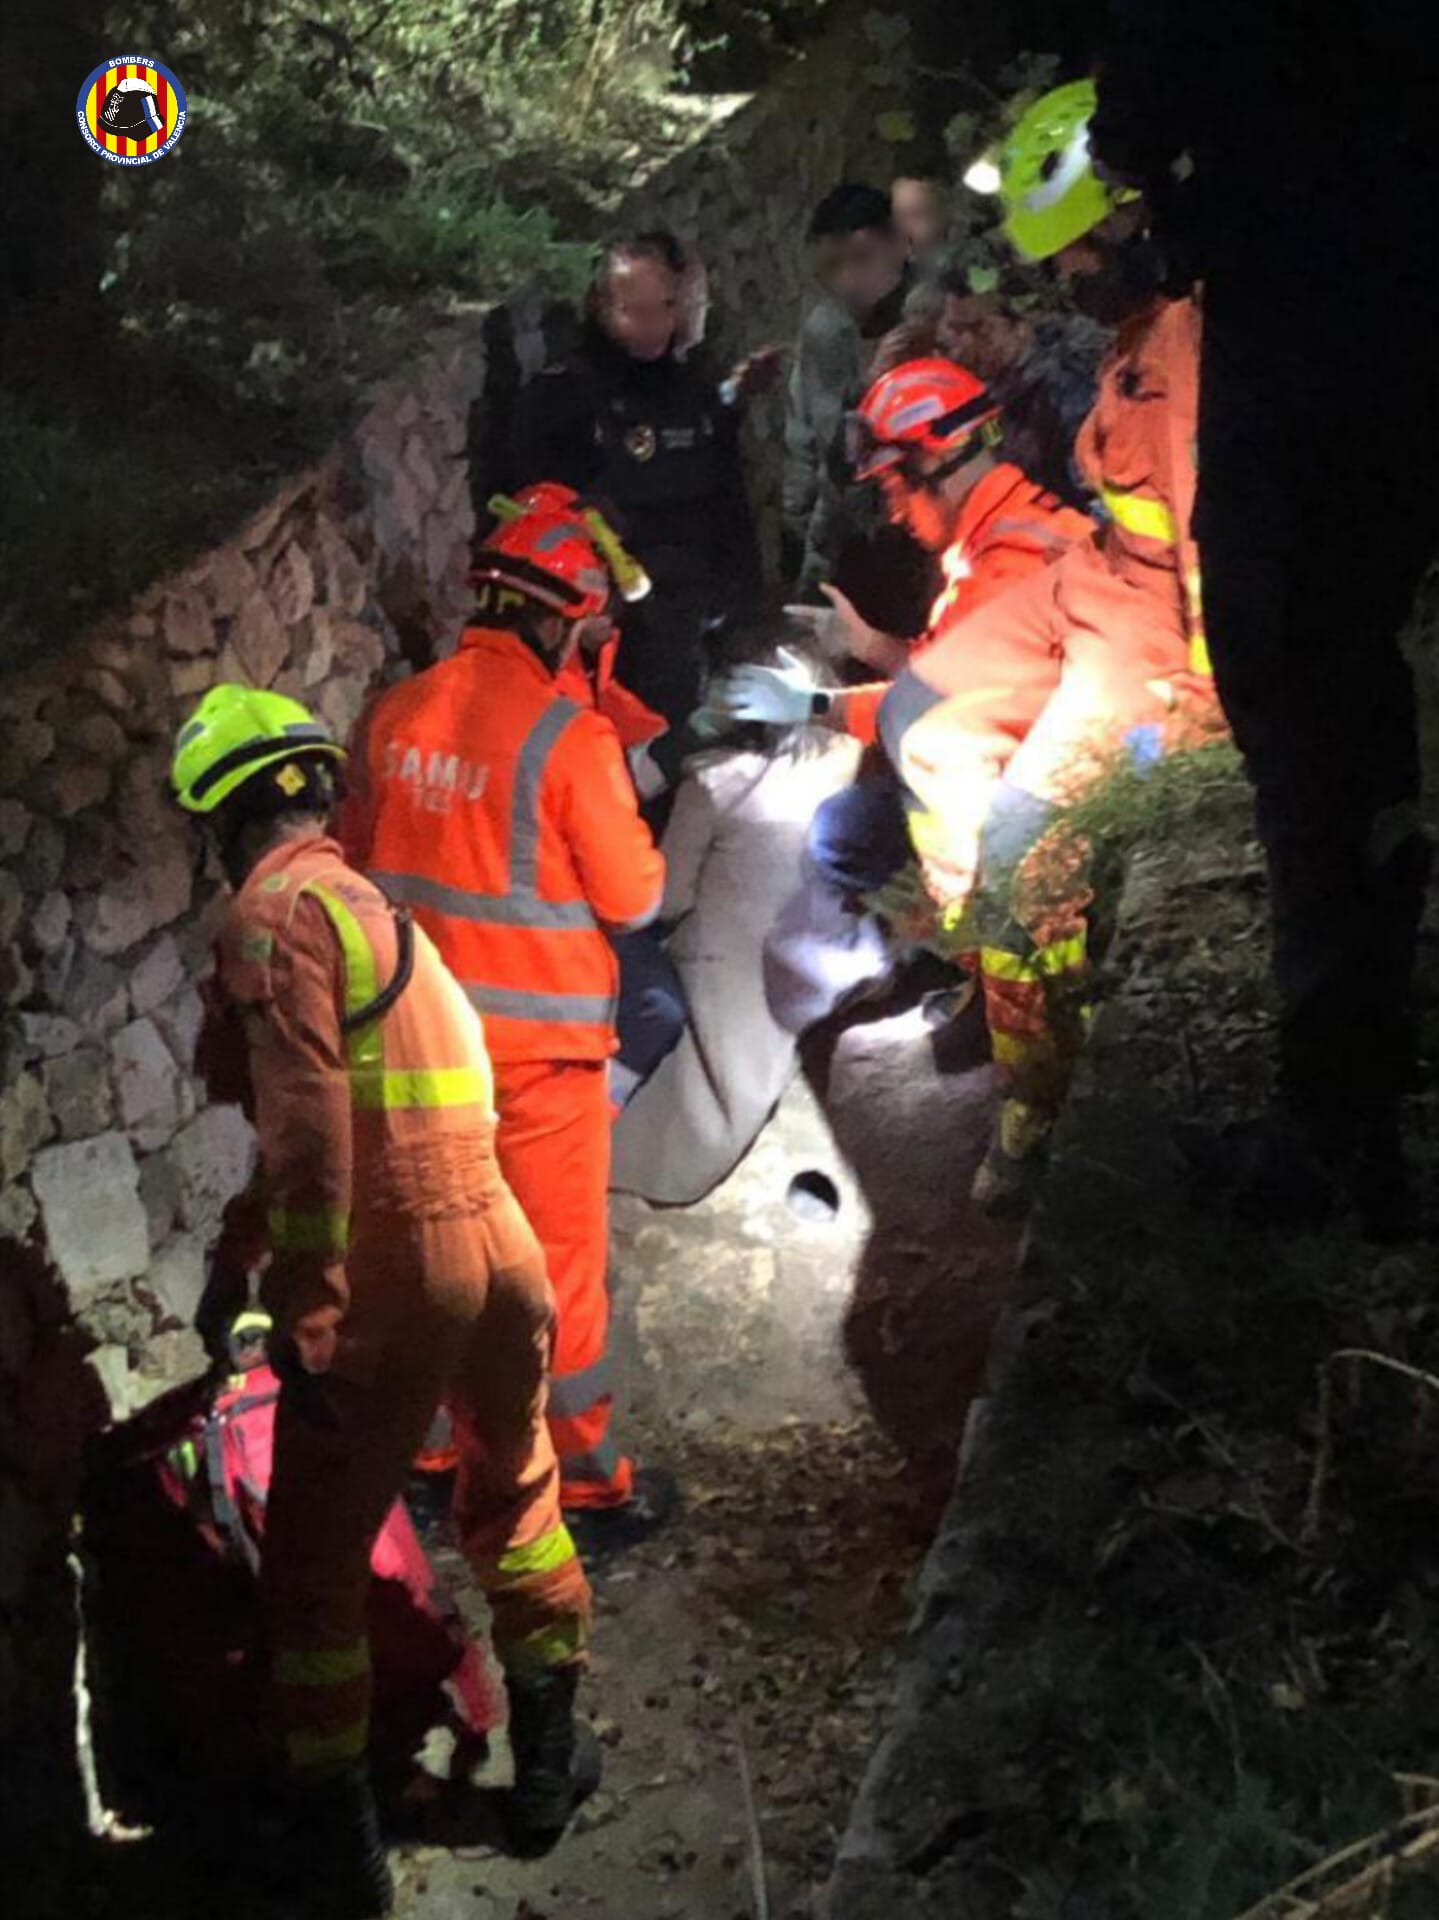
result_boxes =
[625,423,658,463]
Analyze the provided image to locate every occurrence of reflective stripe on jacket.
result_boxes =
[1076,292,1211,677]
[842,464,1094,746]
[216,834,500,1373]
[340,627,665,1064]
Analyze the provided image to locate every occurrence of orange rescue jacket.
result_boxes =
[556,629,668,753]
[340,626,664,1065]
[843,462,1094,745]
[1075,291,1208,675]
[215,833,500,1376]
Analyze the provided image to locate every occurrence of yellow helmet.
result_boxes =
[1000,79,1127,263]
[172,683,344,815]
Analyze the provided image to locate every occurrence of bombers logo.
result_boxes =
[78,56,187,166]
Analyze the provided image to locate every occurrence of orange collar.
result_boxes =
[457,624,558,686]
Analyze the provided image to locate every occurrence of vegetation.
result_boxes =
[2,0,837,669]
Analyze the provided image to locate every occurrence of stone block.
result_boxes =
[226,595,287,688]
[164,588,214,657]
[1,1071,53,1181]
[13,818,63,895]
[72,711,129,767]
[43,1048,114,1140]
[30,1132,150,1307]
[315,521,368,615]
[58,950,129,1034]
[0,1177,37,1243]
[130,934,184,1018]
[153,983,206,1072]
[0,944,35,1011]
[0,871,20,949]
[204,547,257,620]
[268,540,315,627]
[0,799,29,860]
[31,892,71,957]
[138,1147,182,1247]
[172,1105,255,1233]
[300,611,336,687]
[80,665,131,712]
[0,719,56,791]
[111,1016,183,1149]
[402,432,440,501]
[10,1012,82,1060]
[170,655,216,700]
[85,843,192,957]
[144,1231,208,1329]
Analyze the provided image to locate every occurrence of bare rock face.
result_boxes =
[0,799,29,860]
[144,1231,209,1330]
[30,1132,150,1309]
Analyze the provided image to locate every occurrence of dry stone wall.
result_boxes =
[0,319,491,1777]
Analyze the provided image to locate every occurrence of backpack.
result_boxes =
[81,1359,503,1810]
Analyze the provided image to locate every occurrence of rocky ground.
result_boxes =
[51,993,1017,1920]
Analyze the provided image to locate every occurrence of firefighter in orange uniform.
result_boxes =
[340,497,674,1539]
[173,687,594,1916]
[719,358,1092,1044]
[879,81,1218,1205]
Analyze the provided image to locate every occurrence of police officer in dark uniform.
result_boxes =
[510,232,763,730]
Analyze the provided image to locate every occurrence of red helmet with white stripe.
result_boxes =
[475,490,651,620]
[850,357,1001,484]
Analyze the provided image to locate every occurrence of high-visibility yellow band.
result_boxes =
[980,934,1087,984]
[1101,484,1178,545]
[1189,631,1213,677]
[349,1065,492,1112]
[286,1720,369,1771]
[275,1641,371,1688]
[501,1616,589,1674]
[989,1030,1031,1067]
[301,881,384,1073]
[494,1525,580,1583]
[268,1206,351,1254]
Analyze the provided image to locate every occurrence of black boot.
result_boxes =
[503,1666,602,1859]
[565,1464,681,1560]
[263,1766,395,1918]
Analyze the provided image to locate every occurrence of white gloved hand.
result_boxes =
[710,647,818,725]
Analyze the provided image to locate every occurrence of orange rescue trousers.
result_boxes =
[262,1200,592,1781]
[492,1059,632,1511]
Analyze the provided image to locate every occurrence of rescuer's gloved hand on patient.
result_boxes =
[711,647,821,726]
[785,587,906,677]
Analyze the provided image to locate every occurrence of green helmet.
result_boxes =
[1000,79,1123,263]
[172,683,344,815]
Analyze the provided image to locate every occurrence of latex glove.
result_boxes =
[710,647,818,726]
[785,587,905,676]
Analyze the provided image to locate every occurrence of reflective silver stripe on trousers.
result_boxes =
[370,697,599,933]
[370,868,596,930]
[466,984,617,1027]
[560,1435,624,1485]
[548,1354,617,1419]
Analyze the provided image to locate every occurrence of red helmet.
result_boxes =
[475,490,650,620]
[849,358,1001,483]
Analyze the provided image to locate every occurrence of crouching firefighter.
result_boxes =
[879,80,1221,1209]
[173,687,595,1916]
